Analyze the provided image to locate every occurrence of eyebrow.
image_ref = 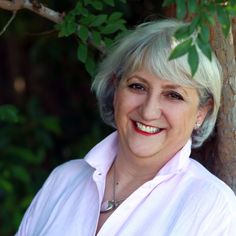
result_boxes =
[127,75,189,96]
[162,84,189,96]
[127,75,147,83]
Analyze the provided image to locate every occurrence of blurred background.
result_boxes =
[0,0,170,235]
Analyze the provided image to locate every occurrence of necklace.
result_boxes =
[100,161,125,213]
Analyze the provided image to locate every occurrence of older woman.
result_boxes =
[16,19,236,236]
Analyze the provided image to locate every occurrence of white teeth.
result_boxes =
[136,122,160,133]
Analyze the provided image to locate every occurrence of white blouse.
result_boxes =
[16,132,236,236]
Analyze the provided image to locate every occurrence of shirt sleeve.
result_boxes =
[15,189,43,236]
[15,167,57,236]
[15,159,86,236]
[15,164,67,236]
[202,187,236,236]
[203,212,236,236]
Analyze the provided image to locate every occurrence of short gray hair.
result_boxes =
[92,19,223,148]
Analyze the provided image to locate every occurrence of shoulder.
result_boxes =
[15,159,95,235]
[50,159,92,177]
[43,159,94,190]
[185,158,236,215]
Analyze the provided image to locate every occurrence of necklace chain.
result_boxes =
[100,160,125,213]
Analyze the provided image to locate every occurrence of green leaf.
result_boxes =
[101,23,122,34]
[207,2,216,16]
[0,105,19,123]
[188,0,197,13]
[104,37,113,48]
[217,8,231,37]
[77,43,88,63]
[189,16,200,34]
[199,25,210,42]
[85,53,96,77]
[57,14,77,37]
[11,166,31,183]
[80,14,96,25]
[103,0,115,6]
[90,0,103,10]
[162,0,175,7]
[83,0,91,5]
[227,5,236,16]
[90,14,107,27]
[74,2,89,16]
[188,45,199,76]
[35,148,46,164]
[174,25,191,40]
[176,0,186,19]
[230,0,236,5]
[40,117,61,135]
[197,37,212,61]
[169,38,193,60]
[20,194,35,209]
[108,12,123,22]
[0,178,13,193]
[5,147,38,164]
[92,31,102,45]
[78,25,89,42]
[202,12,215,25]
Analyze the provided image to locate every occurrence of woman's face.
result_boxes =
[113,69,209,161]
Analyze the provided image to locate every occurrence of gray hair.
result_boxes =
[92,19,223,148]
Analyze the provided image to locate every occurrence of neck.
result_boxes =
[115,152,160,184]
[114,138,182,182]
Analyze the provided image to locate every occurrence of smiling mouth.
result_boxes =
[134,121,162,134]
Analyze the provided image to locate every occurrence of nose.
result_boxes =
[140,94,162,121]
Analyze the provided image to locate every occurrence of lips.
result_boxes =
[133,121,163,135]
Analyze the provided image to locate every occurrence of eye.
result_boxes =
[128,83,146,92]
[166,91,184,101]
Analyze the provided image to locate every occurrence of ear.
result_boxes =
[196,99,213,126]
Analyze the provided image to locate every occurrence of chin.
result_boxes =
[129,145,162,159]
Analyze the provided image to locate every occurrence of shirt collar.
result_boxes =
[85,131,191,176]
[84,131,118,174]
[157,139,191,176]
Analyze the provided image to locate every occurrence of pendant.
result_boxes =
[100,200,115,213]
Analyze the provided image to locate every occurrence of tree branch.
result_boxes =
[0,10,16,35]
[0,0,107,54]
[0,0,63,23]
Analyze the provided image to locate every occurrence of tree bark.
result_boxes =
[0,0,63,23]
[212,22,236,193]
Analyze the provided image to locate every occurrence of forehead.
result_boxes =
[119,39,203,90]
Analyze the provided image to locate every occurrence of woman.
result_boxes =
[16,19,236,236]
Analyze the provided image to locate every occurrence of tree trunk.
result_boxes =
[212,22,236,193]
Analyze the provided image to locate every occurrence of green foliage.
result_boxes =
[77,43,88,63]
[169,38,193,59]
[0,105,20,123]
[56,0,127,76]
[0,98,61,235]
[176,0,186,19]
[163,0,236,76]
[188,45,199,76]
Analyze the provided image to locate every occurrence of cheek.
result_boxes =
[164,106,197,127]
[113,91,127,122]
[114,90,137,112]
